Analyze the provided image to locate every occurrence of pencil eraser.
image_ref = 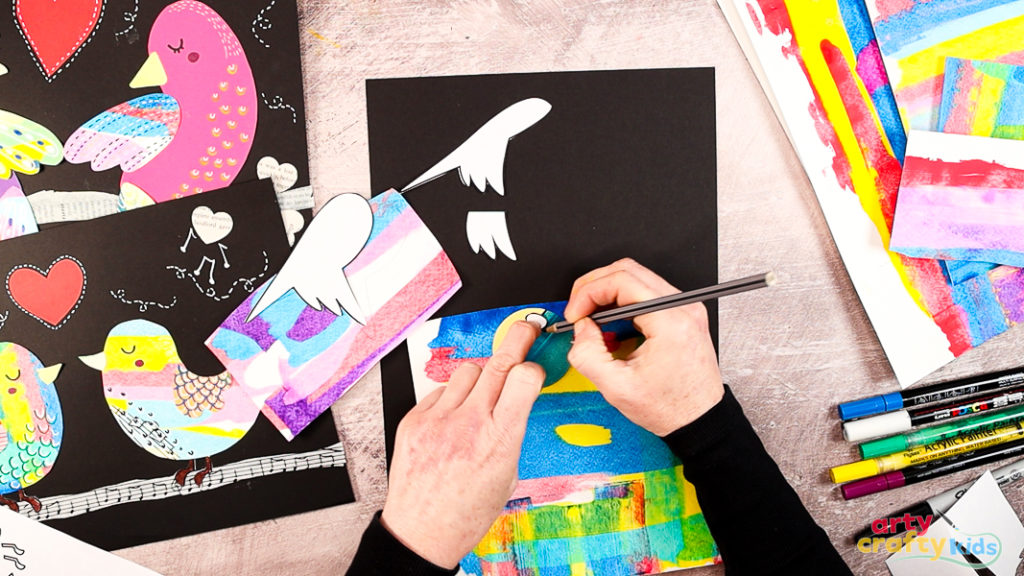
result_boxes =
[841,471,906,500]
[838,392,903,421]
[843,411,912,442]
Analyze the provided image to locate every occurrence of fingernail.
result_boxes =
[524,313,546,331]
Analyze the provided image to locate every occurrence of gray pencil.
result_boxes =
[544,272,776,334]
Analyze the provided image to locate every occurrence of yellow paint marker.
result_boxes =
[830,419,1024,483]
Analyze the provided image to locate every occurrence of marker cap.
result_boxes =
[838,392,904,421]
[830,459,881,484]
[843,411,913,442]
[841,471,906,500]
[860,435,909,459]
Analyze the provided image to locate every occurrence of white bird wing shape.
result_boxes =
[247,193,374,323]
[466,211,516,260]
[402,98,552,196]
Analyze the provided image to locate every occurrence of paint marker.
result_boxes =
[852,456,1024,542]
[857,404,1024,458]
[837,366,1024,421]
[844,389,1024,443]
[842,437,1024,499]
[829,419,1024,484]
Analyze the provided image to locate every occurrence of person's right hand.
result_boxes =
[564,259,725,436]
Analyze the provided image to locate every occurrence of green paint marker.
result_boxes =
[859,403,1024,459]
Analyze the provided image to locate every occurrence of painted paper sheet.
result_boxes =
[891,131,1024,266]
[722,0,970,385]
[865,0,1024,131]
[368,69,718,463]
[0,180,352,550]
[207,189,461,439]
[938,57,1024,139]
[408,302,719,576]
[0,0,313,227]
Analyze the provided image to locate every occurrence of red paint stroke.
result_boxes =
[757,0,856,192]
[746,3,763,35]
[8,257,86,328]
[902,157,1024,190]
[942,62,982,135]
[425,347,488,384]
[14,0,103,79]
[821,39,903,230]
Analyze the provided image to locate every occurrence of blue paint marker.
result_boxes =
[838,367,1024,421]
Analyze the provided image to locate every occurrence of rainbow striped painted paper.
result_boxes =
[207,189,461,439]
[408,302,720,576]
[938,57,1024,138]
[866,0,1024,131]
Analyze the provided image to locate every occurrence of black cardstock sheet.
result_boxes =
[366,69,719,466]
[0,0,311,220]
[0,179,353,550]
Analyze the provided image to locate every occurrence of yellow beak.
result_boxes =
[37,364,62,385]
[106,398,128,411]
[79,352,106,371]
[130,52,167,89]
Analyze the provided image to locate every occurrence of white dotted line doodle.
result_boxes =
[5,255,87,330]
[113,0,139,43]
[109,290,177,312]
[0,311,8,333]
[13,0,105,82]
[252,0,276,48]
[165,251,269,302]
[260,91,297,124]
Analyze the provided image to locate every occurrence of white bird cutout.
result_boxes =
[401,97,551,261]
[246,193,373,323]
[402,98,551,196]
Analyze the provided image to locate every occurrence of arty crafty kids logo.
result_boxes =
[859,514,1003,569]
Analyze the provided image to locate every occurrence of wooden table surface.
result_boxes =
[115,2,1024,575]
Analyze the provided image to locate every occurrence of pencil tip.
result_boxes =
[765,271,778,287]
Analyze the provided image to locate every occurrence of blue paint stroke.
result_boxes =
[873,0,1024,60]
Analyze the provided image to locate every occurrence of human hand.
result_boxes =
[381,321,545,569]
[564,259,724,437]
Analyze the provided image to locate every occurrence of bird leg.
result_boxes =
[0,494,18,512]
[16,490,40,513]
[193,457,213,487]
[173,460,195,486]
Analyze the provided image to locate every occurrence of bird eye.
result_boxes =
[120,345,136,355]
[168,38,184,53]
[4,370,19,382]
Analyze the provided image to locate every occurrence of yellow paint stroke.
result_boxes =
[893,15,1024,90]
[970,70,1006,137]
[788,2,928,312]
[555,424,612,447]
[178,425,247,439]
[306,28,342,49]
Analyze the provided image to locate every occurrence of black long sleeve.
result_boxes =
[663,385,851,575]
[347,511,458,576]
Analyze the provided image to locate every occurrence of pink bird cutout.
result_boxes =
[64,0,257,206]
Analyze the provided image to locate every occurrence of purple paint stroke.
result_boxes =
[219,290,278,351]
[992,266,1024,323]
[266,280,462,437]
[286,305,340,342]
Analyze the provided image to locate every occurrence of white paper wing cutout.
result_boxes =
[466,211,516,260]
[402,98,552,196]
[247,193,373,323]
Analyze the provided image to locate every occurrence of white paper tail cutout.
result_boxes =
[9,443,346,521]
[466,211,516,260]
[247,193,373,322]
[402,98,552,196]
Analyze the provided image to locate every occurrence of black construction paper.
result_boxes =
[0,179,353,550]
[366,69,719,466]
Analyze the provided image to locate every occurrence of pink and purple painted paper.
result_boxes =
[206,189,461,439]
[891,130,1024,268]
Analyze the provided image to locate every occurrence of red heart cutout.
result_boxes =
[14,0,104,80]
[8,257,87,329]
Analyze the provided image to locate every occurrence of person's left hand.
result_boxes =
[381,321,546,569]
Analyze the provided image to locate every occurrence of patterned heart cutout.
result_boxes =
[7,256,87,329]
[14,0,104,81]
